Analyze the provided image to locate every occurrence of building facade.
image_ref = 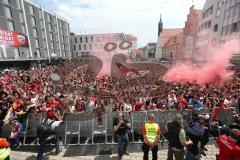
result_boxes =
[0,0,71,62]
[162,31,183,61]
[70,33,137,59]
[196,0,240,63]
[141,43,156,59]
[182,5,201,60]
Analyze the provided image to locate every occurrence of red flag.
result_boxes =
[115,63,138,74]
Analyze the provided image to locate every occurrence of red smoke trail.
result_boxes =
[163,40,240,85]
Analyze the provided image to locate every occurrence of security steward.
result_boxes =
[0,138,11,160]
[142,113,160,160]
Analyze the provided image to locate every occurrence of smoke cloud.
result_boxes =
[163,39,240,85]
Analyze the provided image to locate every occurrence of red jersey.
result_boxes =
[46,101,60,120]
[216,135,240,160]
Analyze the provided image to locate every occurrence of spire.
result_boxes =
[158,14,163,36]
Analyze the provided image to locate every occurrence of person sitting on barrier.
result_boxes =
[142,113,160,160]
[165,114,192,160]
[113,111,131,160]
[8,119,23,149]
[216,129,240,160]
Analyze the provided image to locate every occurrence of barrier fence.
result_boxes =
[0,109,235,145]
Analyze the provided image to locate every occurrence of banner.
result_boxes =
[0,29,29,47]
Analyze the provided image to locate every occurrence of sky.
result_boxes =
[33,0,205,47]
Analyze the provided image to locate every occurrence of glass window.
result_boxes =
[35,39,39,47]
[84,44,86,50]
[49,33,53,40]
[19,13,24,22]
[7,20,14,31]
[224,9,229,20]
[214,24,218,32]
[5,6,12,19]
[20,24,25,34]
[40,20,43,29]
[47,14,50,22]
[3,0,9,4]
[91,36,93,42]
[33,28,37,37]
[51,42,54,49]
[73,45,76,50]
[85,37,88,43]
[48,23,52,31]
[80,37,82,43]
[29,5,34,15]
[75,37,77,43]
[79,44,81,50]
[31,17,36,26]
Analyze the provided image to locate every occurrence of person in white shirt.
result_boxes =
[167,90,177,109]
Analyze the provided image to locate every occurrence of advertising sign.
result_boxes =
[0,29,29,47]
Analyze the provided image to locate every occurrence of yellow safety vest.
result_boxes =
[0,148,10,160]
[145,123,159,144]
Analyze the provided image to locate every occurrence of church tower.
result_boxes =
[155,14,163,59]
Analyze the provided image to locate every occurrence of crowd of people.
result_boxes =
[0,60,239,160]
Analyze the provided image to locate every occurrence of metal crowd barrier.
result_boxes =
[0,109,235,145]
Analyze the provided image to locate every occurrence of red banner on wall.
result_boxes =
[0,29,29,47]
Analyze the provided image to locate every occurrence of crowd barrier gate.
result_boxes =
[0,109,234,145]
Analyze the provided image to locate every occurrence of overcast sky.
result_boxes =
[34,0,205,47]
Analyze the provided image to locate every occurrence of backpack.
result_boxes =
[36,120,54,139]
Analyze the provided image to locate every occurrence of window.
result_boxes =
[89,44,92,50]
[51,42,54,49]
[224,9,229,20]
[48,23,52,31]
[216,9,220,17]
[80,37,82,43]
[231,23,237,33]
[75,37,77,43]
[85,37,88,43]
[5,6,12,19]
[230,6,236,17]
[14,48,19,59]
[31,17,36,26]
[21,24,25,34]
[49,33,53,40]
[35,39,39,48]
[19,13,24,22]
[230,0,235,6]
[29,5,34,15]
[91,36,93,42]
[73,45,76,50]
[47,14,50,22]
[208,21,211,28]
[40,21,43,29]
[84,44,86,50]
[214,24,218,32]
[3,0,9,4]
[79,44,81,50]
[33,28,37,37]
[209,6,213,14]
[16,0,21,9]
[7,20,14,31]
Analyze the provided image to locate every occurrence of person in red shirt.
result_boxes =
[44,97,61,121]
[216,129,240,160]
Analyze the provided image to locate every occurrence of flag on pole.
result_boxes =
[115,63,139,74]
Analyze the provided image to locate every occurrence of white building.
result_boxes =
[70,33,137,59]
[195,0,240,63]
[0,0,71,63]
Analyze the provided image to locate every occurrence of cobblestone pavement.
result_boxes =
[11,144,218,160]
